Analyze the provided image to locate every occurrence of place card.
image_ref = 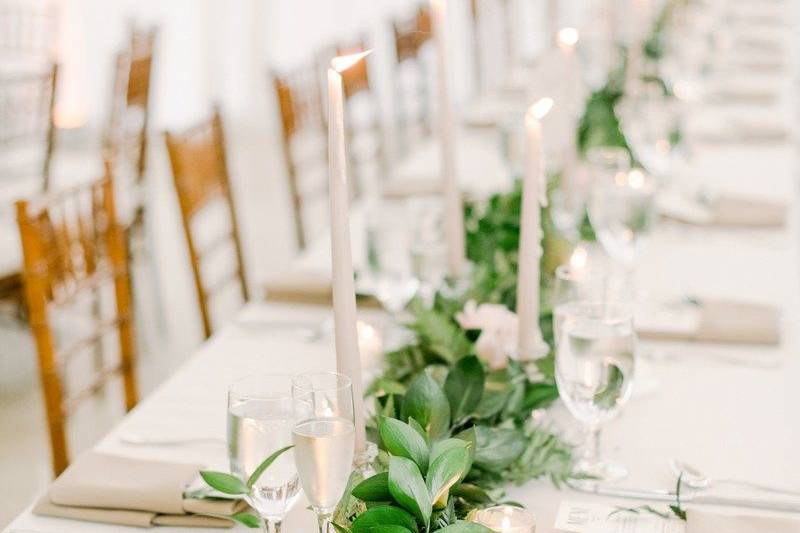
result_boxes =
[554,501,685,533]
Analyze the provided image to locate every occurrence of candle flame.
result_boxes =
[331,50,372,73]
[628,169,646,189]
[529,97,554,121]
[557,27,580,47]
[570,245,588,270]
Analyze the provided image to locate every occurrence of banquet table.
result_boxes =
[7,16,800,533]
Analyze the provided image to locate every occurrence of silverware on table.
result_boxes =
[670,459,800,497]
[119,433,225,446]
[567,480,800,513]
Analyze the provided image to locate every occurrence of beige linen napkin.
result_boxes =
[32,452,245,528]
[660,193,786,228]
[711,195,787,227]
[687,509,800,533]
[264,271,380,308]
[637,299,780,345]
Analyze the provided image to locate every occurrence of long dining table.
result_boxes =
[6,14,800,533]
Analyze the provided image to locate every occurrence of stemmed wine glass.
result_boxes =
[555,301,636,486]
[588,169,657,270]
[228,376,301,533]
[365,199,420,315]
[291,372,356,533]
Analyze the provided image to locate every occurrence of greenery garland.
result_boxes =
[331,3,684,531]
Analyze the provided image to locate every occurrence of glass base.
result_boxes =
[571,459,628,488]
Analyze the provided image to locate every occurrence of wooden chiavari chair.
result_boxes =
[0,64,58,315]
[104,25,156,236]
[0,63,58,190]
[16,168,138,476]
[0,0,58,58]
[392,5,433,156]
[272,64,328,250]
[331,39,388,199]
[164,108,249,339]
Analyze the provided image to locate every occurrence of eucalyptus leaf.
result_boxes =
[426,445,470,508]
[352,472,392,502]
[198,471,249,495]
[380,417,430,474]
[401,373,451,440]
[444,355,485,421]
[473,426,526,473]
[350,504,418,533]
[247,445,294,488]
[388,456,432,529]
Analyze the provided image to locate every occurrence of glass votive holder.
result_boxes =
[473,505,536,532]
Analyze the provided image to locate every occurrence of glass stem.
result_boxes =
[262,519,281,533]
[583,426,601,464]
[316,512,332,533]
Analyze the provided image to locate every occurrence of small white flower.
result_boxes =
[456,300,518,370]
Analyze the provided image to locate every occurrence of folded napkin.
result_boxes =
[704,84,778,106]
[691,119,788,145]
[264,271,380,308]
[636,299,780,345]
[687,509,800,533]
[659,192,786,228]
[382,177,443,199]
[33,452,246,528]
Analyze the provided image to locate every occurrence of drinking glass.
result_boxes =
[228,376,300,533]
[555,301,636,485]
[365,200,420,314]
[291,372,356,533]
[588,169,657,268]
[408,196,447,305]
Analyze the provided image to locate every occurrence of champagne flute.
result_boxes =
[291,372,356,533]
[228,376,300,533]
[555,301,636,486]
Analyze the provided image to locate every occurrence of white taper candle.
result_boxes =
[328,51,371,453]
[517,98,553,359]
[432,0,465,277]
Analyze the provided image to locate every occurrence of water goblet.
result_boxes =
[555,301,636,485]
[588,169,657,269]
[228,375,300,533]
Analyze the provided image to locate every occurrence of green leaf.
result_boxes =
[444,355,485,421]
[472,426,527,473]
[331,523,352,533]
[426,444,470,508]
[379,417,430,474]
[229,512,262,528]
[352,472,392,502]
[401,373,451,440]
[388,456,432,529]
[430,436,474,481]
[407,417,428,444]
[450,483,492,503]
[351,505,418,533]
[247,445,294,488]
[435,523,495,532]
[369,527,414,533]
[198,471,248,495]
